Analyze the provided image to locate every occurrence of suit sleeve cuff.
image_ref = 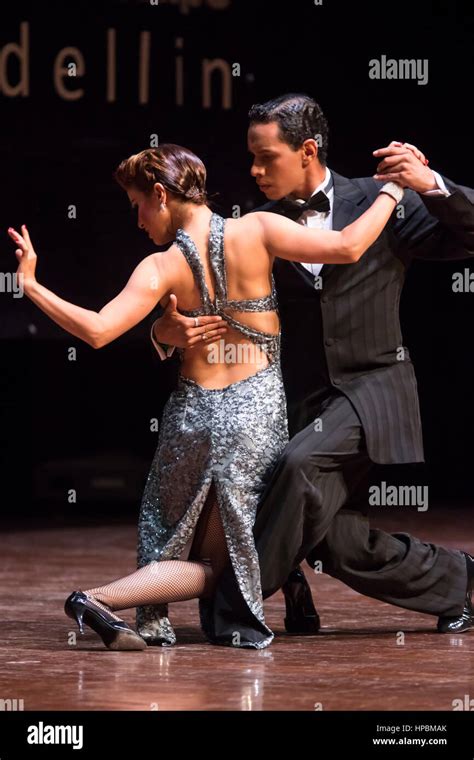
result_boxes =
[150,321,176,360]
[422,171,451,197]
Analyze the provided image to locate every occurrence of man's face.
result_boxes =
[248,121,305,200]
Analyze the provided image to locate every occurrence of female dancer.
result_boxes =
[8,144,403,649]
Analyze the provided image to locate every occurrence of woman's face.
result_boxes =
[127,185,172,245]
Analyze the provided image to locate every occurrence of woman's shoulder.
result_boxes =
[148,244,188,281]
[150,243,182,266]
[222,211,264,240]
[220,213,270,267]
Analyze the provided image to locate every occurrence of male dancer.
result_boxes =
[147,94,474,642]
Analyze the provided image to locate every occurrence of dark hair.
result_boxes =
[248,93,329,165]
[114,144,208,204]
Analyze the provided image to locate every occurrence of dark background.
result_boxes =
[0,0,473,521]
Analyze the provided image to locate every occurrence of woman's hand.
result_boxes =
[8,225,37,286]
[373,140,436,192]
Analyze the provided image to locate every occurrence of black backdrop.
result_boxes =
[0,0,473,518]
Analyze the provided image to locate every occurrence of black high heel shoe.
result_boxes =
[282,566,321,635]
[64,590,147,651]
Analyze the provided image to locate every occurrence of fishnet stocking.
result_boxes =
[85,484,229,611]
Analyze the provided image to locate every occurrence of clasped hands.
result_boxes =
[154,140,437,351]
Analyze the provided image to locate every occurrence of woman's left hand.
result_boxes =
[8,225,37,284]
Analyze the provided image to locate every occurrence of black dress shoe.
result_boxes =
[281,566,320,634]
[437,553,474,634]
[65,590,147,650]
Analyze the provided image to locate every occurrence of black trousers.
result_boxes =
[254,393,467,617]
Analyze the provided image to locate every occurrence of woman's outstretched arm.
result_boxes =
[8,225,169,349]
[253,184,402,264]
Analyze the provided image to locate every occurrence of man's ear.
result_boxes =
[302,138,318,165]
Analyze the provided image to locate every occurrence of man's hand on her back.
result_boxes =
[153,294,228,349]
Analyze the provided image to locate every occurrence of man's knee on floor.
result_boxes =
[199,562,216,599]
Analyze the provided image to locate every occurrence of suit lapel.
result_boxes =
[319,171,368,281]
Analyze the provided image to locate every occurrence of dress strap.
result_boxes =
[208,213,228,307]
[175,228,213,313]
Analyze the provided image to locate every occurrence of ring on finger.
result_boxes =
[202,332,207,340]
[194,317,200,328]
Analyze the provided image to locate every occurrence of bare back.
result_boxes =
[154,211,279,389]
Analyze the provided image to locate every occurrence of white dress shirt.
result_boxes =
[291,166,334,278]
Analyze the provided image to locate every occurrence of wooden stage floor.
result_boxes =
[1,507,473,711]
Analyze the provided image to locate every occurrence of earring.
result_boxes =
[160,202,166,211]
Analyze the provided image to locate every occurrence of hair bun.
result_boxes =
[185,187,207,202]
[114,144,208,206]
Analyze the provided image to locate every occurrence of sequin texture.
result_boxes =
[136,212,289,648]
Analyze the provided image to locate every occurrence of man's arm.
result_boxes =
[392,178,474,261]
[374,143,474,260]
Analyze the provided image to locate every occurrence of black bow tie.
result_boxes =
[273,190,330,221]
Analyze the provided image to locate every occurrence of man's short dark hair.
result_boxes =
[248,93,329,165]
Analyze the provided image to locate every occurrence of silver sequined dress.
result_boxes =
[136,212,289,648]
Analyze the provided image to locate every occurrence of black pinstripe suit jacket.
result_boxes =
[256,172,474,463]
